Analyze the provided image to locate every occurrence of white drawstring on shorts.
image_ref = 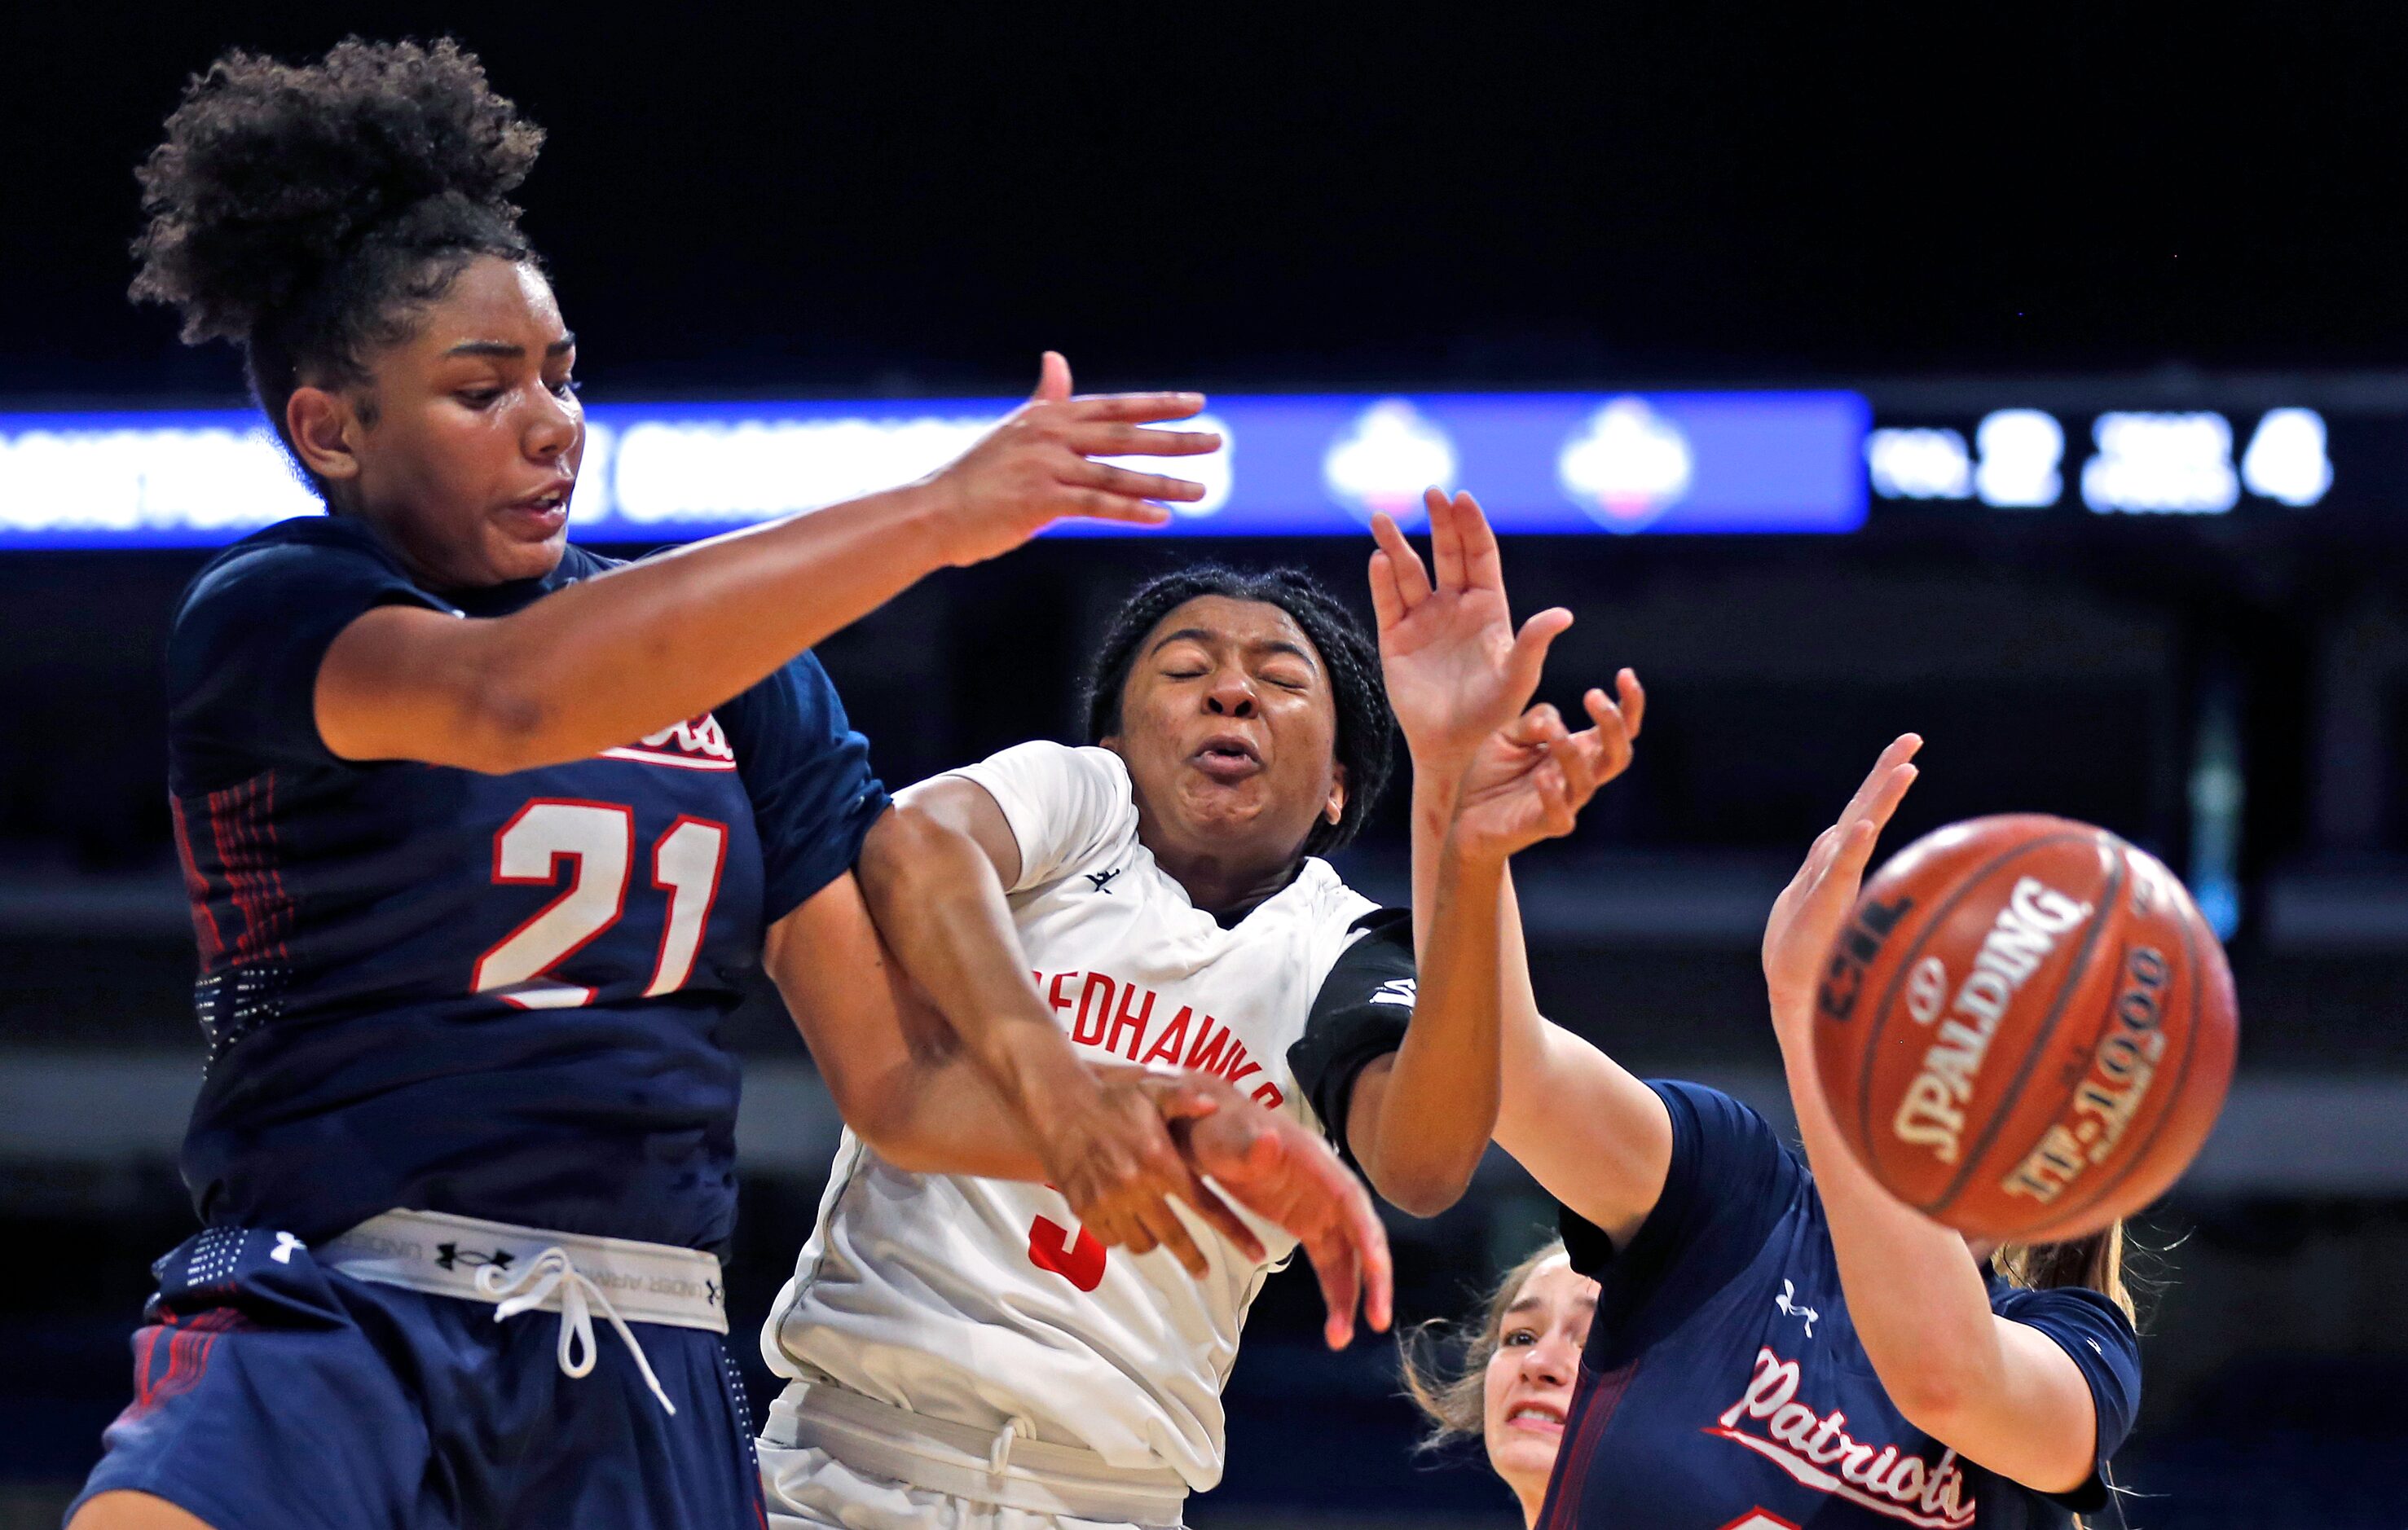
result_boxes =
[988,1415,1037,1475]
[477,1246,678,1415]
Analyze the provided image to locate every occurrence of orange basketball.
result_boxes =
[1812,814,2238,1243]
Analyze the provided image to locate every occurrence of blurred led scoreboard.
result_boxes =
[0,388,2388,548]
[0,392,1866,547]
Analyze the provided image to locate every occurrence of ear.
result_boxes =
[285,385,363,486]
[1323,762,1349,826]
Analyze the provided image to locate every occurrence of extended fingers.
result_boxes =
[1057,390,1208,423]
[1839,734,1923,828]
[1070,423,1223,458]
[1616,669,1645,738]
[1429,487,1467,592]
[1069,459,1208,503]
[1174,1166,1266,1264]
[1451,490,1505,594]
[1504,608,1574,699]
[1373,510,1434,606]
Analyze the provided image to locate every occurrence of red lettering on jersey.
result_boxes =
[1072,971,1116,1047]
[1251,1082,1286,1109]
[1047,971,1077,1018]
[1141,1005,1194,1066]
[1182,1016,1235,1075]
[1027,1216,1107,1292]
[1106,982,1155,1061]
[1222,1043,1261,1089]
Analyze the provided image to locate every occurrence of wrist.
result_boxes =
[890,477,975,567]
[976,1011,1098,1119]
[1437,824,1509,881]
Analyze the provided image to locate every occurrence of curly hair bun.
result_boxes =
[131,36,544,346]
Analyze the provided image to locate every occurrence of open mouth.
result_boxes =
[506,481,574,520]
[1503,1402,1565,1432]
[1191,734,1263,782]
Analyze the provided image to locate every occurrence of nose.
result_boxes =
[524,384,579,465]
[1525,1333,1578,1387]
[1203,670,1257,719]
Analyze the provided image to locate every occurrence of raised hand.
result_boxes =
[1762,734,1922,1033]
[1367,488,1574,773]
[922,352,1222,567]
[1450,686,1644,865]
[1160,1073,1394,1350]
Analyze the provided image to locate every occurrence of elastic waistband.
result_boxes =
[318,1208,727,1334]
[764,1378,1188,1525]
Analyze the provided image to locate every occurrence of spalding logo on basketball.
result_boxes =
[1813,814,2238,1242]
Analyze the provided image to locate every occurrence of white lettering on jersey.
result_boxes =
[597,712,737,772]
[1370,978,1418,1009]
[1710,1348,1975,1528]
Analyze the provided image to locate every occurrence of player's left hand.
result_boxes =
[1762,733,1922,1036]
[1448,685,1643,864]
[1161,1075,1394,1350]
[1368,488,1574,778]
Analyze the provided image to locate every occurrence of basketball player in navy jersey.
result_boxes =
[1358,492,2143,1528]
[71,39,1381,1530]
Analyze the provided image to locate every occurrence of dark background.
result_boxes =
[5,5,2408,1528]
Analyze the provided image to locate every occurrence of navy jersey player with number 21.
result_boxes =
[71,37,1384,1530]
[1367,491,2143,1529]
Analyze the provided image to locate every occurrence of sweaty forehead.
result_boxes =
[419,257,569,353]
[1146,596,1321,665]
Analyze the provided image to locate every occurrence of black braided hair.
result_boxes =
[130,37,544,473]
[1081,565,1395,859]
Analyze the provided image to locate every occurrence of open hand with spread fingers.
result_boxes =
[1157,1071,1394,1351]
[922,351,1222,567]
[1761,733,1922,1039]
[1368,487,1576,776]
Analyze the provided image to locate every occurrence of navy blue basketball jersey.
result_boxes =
[1542,1082,2139,1530]
[165,516,888,1254]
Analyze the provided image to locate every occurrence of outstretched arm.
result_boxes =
[1762,736,2101,1494]
[316,354,1217,772]
[1364,490,1672,1248]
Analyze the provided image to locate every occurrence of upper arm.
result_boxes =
[1924,1289,2138,1500]
[1283,910,1415,1168]
[1494,1018,1674,1251]
[317,604,525,769]
[169,535,462,779]
[944,741,1131,893]
[890,775,1023,889]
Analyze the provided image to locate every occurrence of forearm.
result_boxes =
[855,807,1103,1134]
[454,483,960,768]
[1411,766,1547,1084]
[1358,834,1505,1214]
[1775,1018,2007,1413]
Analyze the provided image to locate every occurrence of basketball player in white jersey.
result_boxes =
[755,562,1640,1528]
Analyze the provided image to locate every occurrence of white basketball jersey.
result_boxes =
[762,741,1382,1491]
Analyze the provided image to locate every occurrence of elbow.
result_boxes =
[452,679,562,774]
[822,1067,922,1167]
[1367,1154,1481,1220]
[1878,1364,1972,1438]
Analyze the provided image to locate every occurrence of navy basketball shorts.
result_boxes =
[69,1223,769,1530]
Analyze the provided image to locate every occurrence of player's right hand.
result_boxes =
[919,352,1221,567]
[1035,1067,1267,1280]
[1165,1077,1395,1350]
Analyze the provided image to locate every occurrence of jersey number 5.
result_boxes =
[1028,1214,1108,1292]
[472,800,729,1009]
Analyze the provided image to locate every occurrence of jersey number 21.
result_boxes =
[472,799,729,1009]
